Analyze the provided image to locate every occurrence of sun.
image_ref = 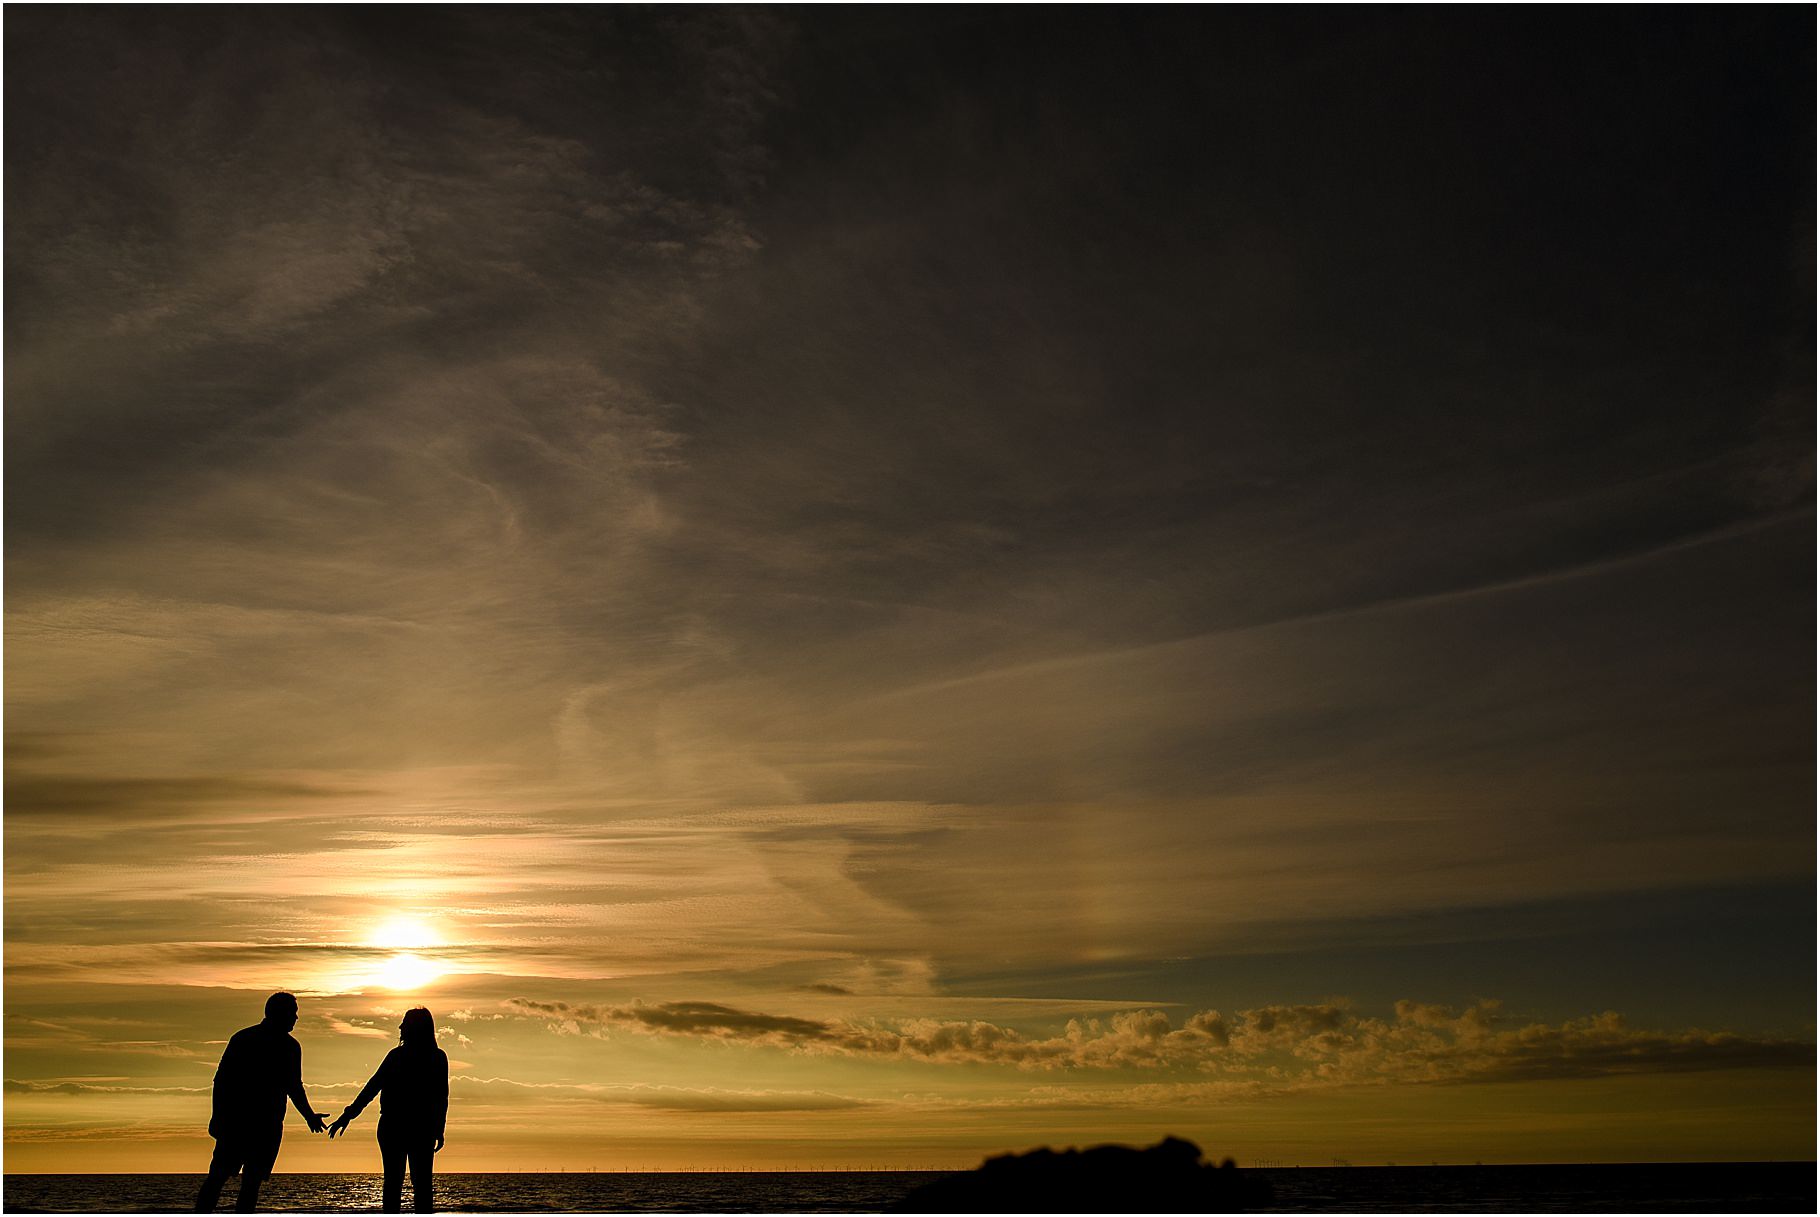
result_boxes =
[368,917,441,951]
[376,952,444,992]
[355,916,447,992]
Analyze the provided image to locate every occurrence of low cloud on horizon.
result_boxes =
[503,995,1815,1086]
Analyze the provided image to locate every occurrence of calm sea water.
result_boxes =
[5,1163,1814,1213]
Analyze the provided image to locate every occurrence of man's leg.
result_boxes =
[408,1139,434,1213]
[195,1140,242,1212]
[233,1133,281,1213]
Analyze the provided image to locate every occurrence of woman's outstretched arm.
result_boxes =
[328,1052,393,1138]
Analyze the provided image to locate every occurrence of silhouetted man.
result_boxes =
[195,992,328,1212]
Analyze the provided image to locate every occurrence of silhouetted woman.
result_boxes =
[328,1007,449,1213]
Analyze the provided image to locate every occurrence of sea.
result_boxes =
[4,1163,1814,1213]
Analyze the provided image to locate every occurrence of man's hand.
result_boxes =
[434,1135,445,1153]
[306,1111,328,1134]
[327,1114,352,1139]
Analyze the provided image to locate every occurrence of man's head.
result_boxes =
[264,992,299,1030]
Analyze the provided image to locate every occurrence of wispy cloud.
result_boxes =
[321,1013,395,1040]
[5,1080,208,1097]
[3,772,363,818]
[449,1076,870,1112]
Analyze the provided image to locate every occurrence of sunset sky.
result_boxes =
[5,8,1814,1173]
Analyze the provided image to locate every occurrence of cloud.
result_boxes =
[2,1122,202,1143]
[2,1018,209,1060]
[5,1080,208,1097]
[501,997,1253,1070]
[504,996,1813,1085]
[510,999,831,1041]
[1380,1004,1818,1084]
[895,1080,1290,1111]
[2,773,360,818]
[322,1014,394,1040]
[448,1075,870,1112]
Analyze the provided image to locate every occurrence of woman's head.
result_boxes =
[400,1007,434,1046]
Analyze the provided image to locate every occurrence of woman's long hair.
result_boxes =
[400,1007,435,1047]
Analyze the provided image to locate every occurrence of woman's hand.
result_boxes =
[434,1135,445,1153]
[327,1113,352,1139]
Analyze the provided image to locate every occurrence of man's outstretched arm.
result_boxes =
[286,1040,328,1132]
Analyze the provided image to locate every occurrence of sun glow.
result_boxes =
[336,915,451,992]
[368,916,441,951]
[376,952,444,991]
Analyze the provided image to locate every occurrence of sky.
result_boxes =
[4,7,1814,1172]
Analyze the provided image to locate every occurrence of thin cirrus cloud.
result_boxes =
[445,1077,873,1113]
[6,1077,870,1115]
[5,1081,209,1097]
[2,773,362,817]
[6,6,1807,982]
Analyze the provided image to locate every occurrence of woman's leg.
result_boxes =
[408,1138,434,1213]
[378,1127,406,1213]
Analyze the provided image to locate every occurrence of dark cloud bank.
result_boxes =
[507,997,1813,1086]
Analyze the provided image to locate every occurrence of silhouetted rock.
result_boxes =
[895,1136,1271,1213]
